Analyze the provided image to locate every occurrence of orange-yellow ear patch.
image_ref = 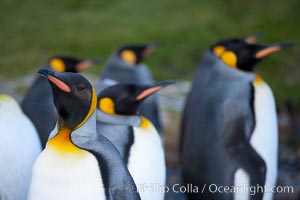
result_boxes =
[48,75,71,93]
[213,45,226,57]
[121,50,137,65]
[136,86,162,100]
[221,51,237,68]
[98,97,115,114]
[50,58,65,72]
[255,46,281,59]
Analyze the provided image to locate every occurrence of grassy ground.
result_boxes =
[0,0,299,106]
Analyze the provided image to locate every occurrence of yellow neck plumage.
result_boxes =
[253,74,264,84]
[47,128,82,153]
[139,116,151,128]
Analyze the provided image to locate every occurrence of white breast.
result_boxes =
[234,81,278,200]
[234,169,250,200]
[250,81,278,200]
[128,124,166,200]
[28,147,105,200]
[0,112,41,200]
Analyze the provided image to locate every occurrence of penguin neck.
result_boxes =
[139,116,152,129]
[47,128,82,153]
[253,73,265,85]
[47,112,97,153]
[96,108,143,127]
[72,111,97,141]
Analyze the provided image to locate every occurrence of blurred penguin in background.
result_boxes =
[181,34,294,200]
[21,55,98,148]
[96,81,175,200]
[0,94,41,200]
[94,42,164,135]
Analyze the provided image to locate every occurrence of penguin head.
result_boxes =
[97,80,175,116]
[47,56,98,73]
[211,35,294,71]
[220,41,294,71]
[211,33,264,57]
[117,42,160,65]
[38,69,97,130]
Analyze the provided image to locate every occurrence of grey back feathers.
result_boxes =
[96,109,142,127]
[21,71,57,148]
[181,51,256,142]
[94,78,118,95]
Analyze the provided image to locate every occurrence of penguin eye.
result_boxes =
[76,85,86,91]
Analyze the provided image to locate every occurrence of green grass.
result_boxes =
[0,0,299,106]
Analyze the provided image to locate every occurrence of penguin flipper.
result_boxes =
[76,134,141,200]
[223,104,266,200]
[230,144,266,200]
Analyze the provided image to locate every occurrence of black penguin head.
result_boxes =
[211,34,295,71]
[117,42,160,65]
[211,33,264,57]
[38,69,97,130]
[219,41,294,71]
[47,55,98,73]
[97,80,175,116]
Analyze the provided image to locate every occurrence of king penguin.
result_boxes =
[21,55,97,148]
[0,94,41,200]
[180,33,262,149]
[180,37,294,200]
[96,80,174,200]
[28,69,140,200]
[94,42,164,134]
